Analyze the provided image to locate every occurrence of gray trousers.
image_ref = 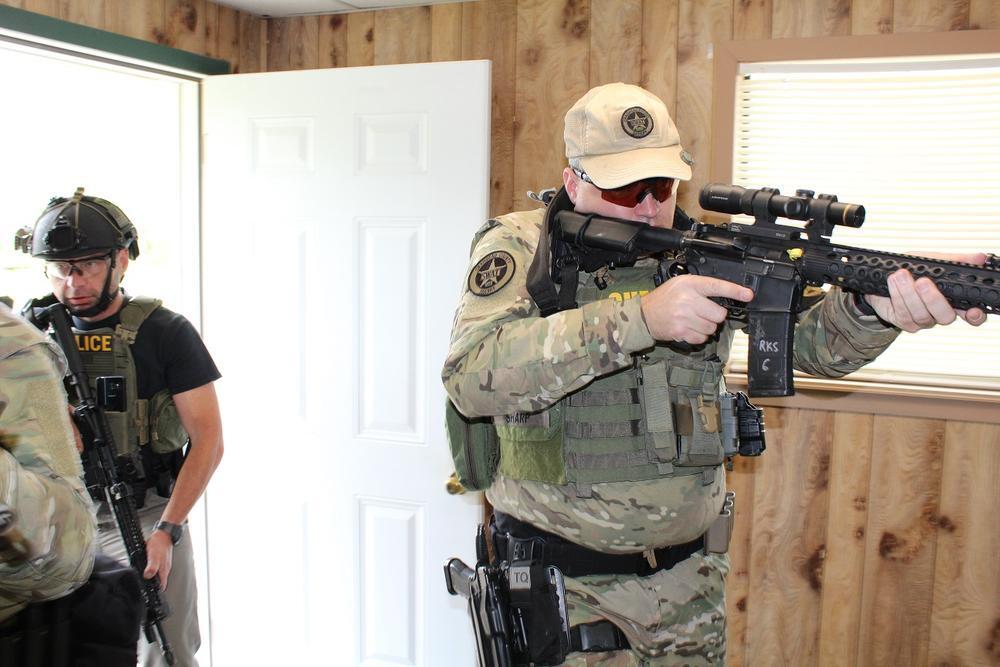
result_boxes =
[98,497,201,667]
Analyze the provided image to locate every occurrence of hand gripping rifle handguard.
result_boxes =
[552,184,999,397]
[32,303,176,666]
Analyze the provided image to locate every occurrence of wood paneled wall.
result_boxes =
[0,0,265,73]
[7,1,998,665]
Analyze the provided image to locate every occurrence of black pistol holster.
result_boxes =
[506,546,571,665]
[444,526,571,667]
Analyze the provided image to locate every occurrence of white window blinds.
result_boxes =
[728,56,1000,393]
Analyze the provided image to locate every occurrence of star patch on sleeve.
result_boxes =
[468,250,516,297]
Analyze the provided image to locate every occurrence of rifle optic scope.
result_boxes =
[700,184,865,228]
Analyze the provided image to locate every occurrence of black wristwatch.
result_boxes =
[153,520,184,545]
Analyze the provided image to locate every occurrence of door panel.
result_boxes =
[202,61,489,666]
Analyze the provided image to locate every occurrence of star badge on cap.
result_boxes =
[621,106,654,139]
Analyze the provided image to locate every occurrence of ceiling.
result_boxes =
[213,0,460,17]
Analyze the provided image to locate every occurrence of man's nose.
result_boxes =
[64,269,86,288]
[635,190,659,216]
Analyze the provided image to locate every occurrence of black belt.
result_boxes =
[491,511,703,578]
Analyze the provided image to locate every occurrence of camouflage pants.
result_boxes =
[561,552,729,666]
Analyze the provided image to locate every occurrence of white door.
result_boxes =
[201,61,489,666]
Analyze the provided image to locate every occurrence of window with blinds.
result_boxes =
[728,56,1000,394]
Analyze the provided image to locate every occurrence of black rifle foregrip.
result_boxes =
[801,247,1000,314]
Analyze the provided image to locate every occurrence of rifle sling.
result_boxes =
[526,187,575,317]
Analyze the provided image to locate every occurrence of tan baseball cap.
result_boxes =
[564,82,692,189]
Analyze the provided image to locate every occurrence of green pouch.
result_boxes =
[497,402,565,485]
[674,390,725,467]
[670,357,726,467]
[445,398,499,492]
[148,389,189,454]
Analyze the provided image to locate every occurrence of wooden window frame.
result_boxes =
[711,30,1000,424]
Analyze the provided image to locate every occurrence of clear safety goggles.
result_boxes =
[44,253,112,280]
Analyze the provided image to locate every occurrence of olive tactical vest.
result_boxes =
[494,207,731,498]
[72,297,188,458]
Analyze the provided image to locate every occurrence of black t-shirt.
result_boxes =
[73,297,221,400]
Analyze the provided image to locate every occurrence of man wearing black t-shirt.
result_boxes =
[17,189,223,667]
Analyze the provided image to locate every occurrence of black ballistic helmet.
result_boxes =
[15,187,140,261]
[15,188,139,318]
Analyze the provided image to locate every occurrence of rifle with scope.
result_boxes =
[551,184,999,397]
[28,303,176,666]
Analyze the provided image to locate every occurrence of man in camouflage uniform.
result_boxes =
[0,303,96,624]
[442,83,987,665]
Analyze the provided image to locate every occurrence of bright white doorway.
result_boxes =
[201,61,489,665]
[0,32,211,656]
[0,38,201,319]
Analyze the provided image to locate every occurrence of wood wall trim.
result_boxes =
[727,374,1000,424]
[0,3,229,73]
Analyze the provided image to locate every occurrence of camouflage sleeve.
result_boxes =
[442,217,655,417]
[792,287,900,378]
[0,309,95,617]
[0,311,82,480]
